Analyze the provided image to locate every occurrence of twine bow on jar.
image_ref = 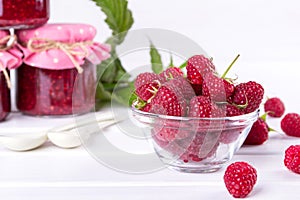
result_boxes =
[27,38,94,74]
[0,34,17,89]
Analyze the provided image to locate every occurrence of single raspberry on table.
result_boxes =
[202,73,235,102]
[159,67,184,83]
[284,145,300,174]
[281,113,300,137]
[186,55,216,95]
[233,81,264,114]
[243,118,269,145]
[264,97,285,117]
[224,161,257,198]
[134,72,160,89]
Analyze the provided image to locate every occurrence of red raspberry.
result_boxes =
[284,145,300,174]
[159,67,184,82]
[135,82,159,102]
[149,81,187,117]
[152,121,190,142]
[233,81,264,113]
[264,97,285,117]
[188,96,220,118]
[243,118,269,145]
[168,76,195,101]
[281,113,300,137]
[134,72,160,89]
[224,161,257,198]
[226,104,245,117]
[219,129,243,144]
[202,73,234,102]
[186,55,216,95]
[140,104,151,112]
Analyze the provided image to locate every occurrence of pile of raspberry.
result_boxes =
[133,55,264,162]
[133,55,264,118]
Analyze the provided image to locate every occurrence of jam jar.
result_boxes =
[0,30,23,121]
[16,24,111,116]
[0,70,10,121]
[0,0,49,29]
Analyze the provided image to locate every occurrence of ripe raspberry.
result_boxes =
[224,161,257,198]
[186,55,216,95]
[168,76,195,101]
[233,81,264,113]
[202,73,234,102]
[284,145,300,174]
[140,104,151,112]
[219,129,243,144]
[135,82,159,102]
[152,121,189,142]
[243,118,269,145]
[159,67,184,82]
[264,97,285,117]
[134,72,160,89]
[149,82,187,117]
[281,113,300,137]
[188,96,220,118]
[226,104,245,117]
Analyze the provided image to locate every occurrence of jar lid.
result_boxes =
[0,30,22,71]
[17,23,111,71]
[0,30,23,88]
[0,30,9,38]
[17,23,97,43]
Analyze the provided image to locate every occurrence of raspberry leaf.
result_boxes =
[150,41,163,74]
[92,0,134,45]
[168,54,174,67]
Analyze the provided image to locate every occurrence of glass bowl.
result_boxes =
[131,107,259,173]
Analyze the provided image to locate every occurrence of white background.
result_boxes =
[48,0,300,113]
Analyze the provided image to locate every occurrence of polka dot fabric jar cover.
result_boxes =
[0,30,23,121]
[16,24,111,116]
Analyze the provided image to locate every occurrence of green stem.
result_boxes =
[179,61,187,69]
[221,54,240,78]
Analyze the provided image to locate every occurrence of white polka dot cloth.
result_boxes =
[17,23,111,70]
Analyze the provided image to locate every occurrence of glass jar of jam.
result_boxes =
[0,30,22,121]
[16,24,111,116]
[0,70,10,121]
[0,0,49,29]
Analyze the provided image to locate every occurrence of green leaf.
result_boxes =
[112,82,135,106]
[179,61,187,69]
[168,54,174,67]
[150,42,163,74]
[95,81,112,101]
[92,0,134,44]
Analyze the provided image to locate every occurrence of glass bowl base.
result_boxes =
[167,163,223,173]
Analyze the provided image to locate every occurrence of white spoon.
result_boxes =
[0,132,48,152]
[0,111,116,151]
[47,120,118,149]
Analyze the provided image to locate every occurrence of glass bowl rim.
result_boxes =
[131,105,259,122]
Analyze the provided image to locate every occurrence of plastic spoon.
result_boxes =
[0,132,47,151]
[47,120,118,149]
[0,111,116,151]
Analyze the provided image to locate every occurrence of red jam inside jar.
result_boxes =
[16,60,96,116]
[0,0,49,29]
[0,71,10,121]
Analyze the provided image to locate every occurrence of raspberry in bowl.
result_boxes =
[130,55,263,173]
[132,106,259,173]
